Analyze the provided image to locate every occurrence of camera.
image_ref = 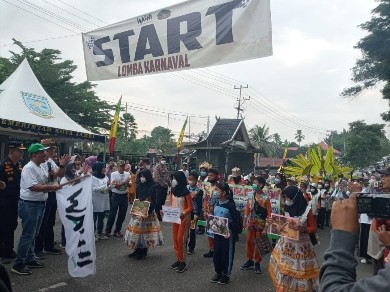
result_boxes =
[356,193,390,219]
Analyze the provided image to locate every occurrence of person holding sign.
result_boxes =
[210,182,239,285]
[268,185,320,291]
[240,176,272,274]
[169,171,193,273]
[125,169,163,260]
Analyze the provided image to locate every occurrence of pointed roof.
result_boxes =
[318,141,341,155]
[186,118,256,151]
[0,59,104,142]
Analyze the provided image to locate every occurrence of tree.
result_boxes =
[249,124,273,146]
[341,0,390,121]
[294,130,305,146]
[147,126,175,154]
[0,40,113,132]
[120,113,138,140]
[343,120,390,168]
[324,130,347,154]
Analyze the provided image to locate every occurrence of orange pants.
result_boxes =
[128,192,135,203]
[208,237,214,251]
[246,228,262,263]
[173,216,190,262]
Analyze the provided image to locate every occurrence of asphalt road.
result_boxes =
[6,209,372,292]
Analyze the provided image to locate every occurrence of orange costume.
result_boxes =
[170,192,193,263]
[244,192,272,263]
[128,172,136,203]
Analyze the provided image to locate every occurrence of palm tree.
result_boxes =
[249,124,274,156]
[295,129,305,147]
[121,113,138,140]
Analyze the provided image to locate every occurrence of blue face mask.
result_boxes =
[200,171,207,177]
[213,191,219,197]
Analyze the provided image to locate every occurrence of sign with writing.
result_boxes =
[162,206,181,224]
[56,177,96,277]
[82,0,272,81]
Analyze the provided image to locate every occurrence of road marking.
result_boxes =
[37,282,67,292]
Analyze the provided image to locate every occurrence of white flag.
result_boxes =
[56,177,96,277]
[82,0,272,81]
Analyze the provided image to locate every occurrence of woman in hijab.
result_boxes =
[268,185,320,292]
[124,169,163,260]
[92,162,110,241]
[169,171,193,273]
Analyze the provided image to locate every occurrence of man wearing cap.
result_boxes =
[179,162,189,179]
[35,139,69,256]
[153,156,169,221]
[104,160,130,237]
[228,167,246,185]
[12,143,62,275]
[0,142,26,264]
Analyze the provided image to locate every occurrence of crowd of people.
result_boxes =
[0,139,390,291]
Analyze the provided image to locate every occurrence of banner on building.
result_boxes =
[82,0,272,81]
[56,177,96,277]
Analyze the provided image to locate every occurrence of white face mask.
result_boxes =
[285,199,294,206]
[171,179,178,188]
[161,160,166,165]
[145,165,151,169]
[324,184,329,187]
[310,188,316,193]
[317,185,323,189]
[140,177,146,183]
[275,178,281,184]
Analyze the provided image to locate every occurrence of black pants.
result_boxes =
[105,193,128,234]
[35,192,57,252]
[188,228,196,251]
[155,185,168,218]
[213,234,234,276]
[358,223,371,259]
[0,198,18,258]
[317,207,326,228]
[325,209,331,226]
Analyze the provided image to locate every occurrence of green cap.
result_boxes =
[28,143,48,154]
[117,160,125,166]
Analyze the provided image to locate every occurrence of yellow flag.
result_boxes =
[177,116,188,151]
[109,96,122,155]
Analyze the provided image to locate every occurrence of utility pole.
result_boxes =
[188,116,191,143]
[234,84,249,119]
[124,102,128,156]
[167,113,170,128]
[207,116,210,136]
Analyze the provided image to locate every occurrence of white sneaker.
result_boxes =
[95,235,99,242]
[361,258,367,264]
[98,234,109,240]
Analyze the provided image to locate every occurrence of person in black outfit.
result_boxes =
[0,142,26,264]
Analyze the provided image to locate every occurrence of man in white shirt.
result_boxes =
[104,160,130,237]
[12,144,61,276]
[180,162,189,179]
[35,139,69,256]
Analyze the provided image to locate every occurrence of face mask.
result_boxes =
[285,199,294,206]
[317,185,322,189]
[161,160,166,165]
[252,184,259,191]
[145,165,151,169]
[188,180,196,186]
[275,178,281,184]
[140,177,146,183]
[324,184,329,187]
[213,191,220,197]
[200,171,207,177]
[310,188,315,193]
[171,179,178,188]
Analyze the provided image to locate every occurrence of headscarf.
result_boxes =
[283,185,308,217]
[171,171,190,197]
[136,169,155,201]
[69,154,81,164]
[64,162,76,181]
[92,162,105,179]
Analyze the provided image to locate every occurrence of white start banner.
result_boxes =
[56,176,96,277]
[82,0,272,81]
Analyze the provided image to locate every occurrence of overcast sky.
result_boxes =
[0,0,387,147]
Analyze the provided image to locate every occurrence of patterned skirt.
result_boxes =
[268,233,320,292]
[124,212,164,250]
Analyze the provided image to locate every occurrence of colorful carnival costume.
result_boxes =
[241,178,272,273]
[268,185,320,292]
[125,169,163,260]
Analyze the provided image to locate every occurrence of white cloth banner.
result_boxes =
[56,177,96,277]
[82,0,272,81]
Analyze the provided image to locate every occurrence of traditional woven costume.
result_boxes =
[268,185,320,292]
[124,169,163,259]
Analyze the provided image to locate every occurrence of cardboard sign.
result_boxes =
[162,206,181,224]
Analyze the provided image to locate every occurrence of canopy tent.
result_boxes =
[0,59,105,143]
